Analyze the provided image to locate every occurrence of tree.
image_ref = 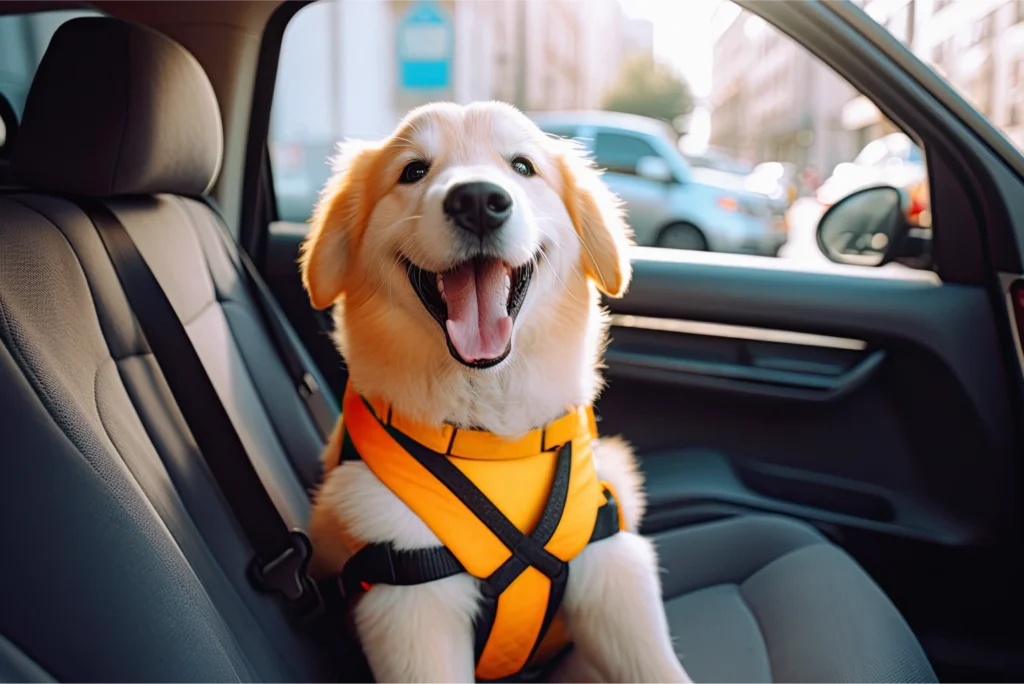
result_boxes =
[602,53,695,134]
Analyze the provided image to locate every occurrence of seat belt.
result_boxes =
[75,198,321,614]
[198,195,338,442]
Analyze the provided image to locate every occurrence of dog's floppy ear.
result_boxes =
[300,140,382,310]
[556,141,634,298]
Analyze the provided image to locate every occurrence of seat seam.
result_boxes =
[735,542,831,683]
[742,541,829,585]
[660,525,828,601]
[107,26,133,196]
[175,192,316,490]
[182,297,220,328]
[170,194,247,312]
[91,355,251,683]
[0,208,110,482]
[735,581,775,682]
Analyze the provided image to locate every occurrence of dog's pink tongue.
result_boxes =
[443,258,512,363]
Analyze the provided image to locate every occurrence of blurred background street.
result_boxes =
[262,0,1020,273]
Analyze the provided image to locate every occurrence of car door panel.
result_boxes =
[593,247,1018,650]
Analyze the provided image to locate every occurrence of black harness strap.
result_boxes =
[589,490,620,544]
[341,544,464,596]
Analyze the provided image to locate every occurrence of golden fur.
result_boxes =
[302,101,690,683]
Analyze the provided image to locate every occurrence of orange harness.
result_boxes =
[333,384,625,681]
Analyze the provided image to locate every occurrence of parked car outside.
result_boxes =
[530,110,786,256]
[683,146,754,175]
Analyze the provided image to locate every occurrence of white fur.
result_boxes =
[553,532,692,683]
[304,101,689,683]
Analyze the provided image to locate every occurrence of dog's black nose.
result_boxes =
[443,182,513,236]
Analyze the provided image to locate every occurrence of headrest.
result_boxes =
[13,17,223,197]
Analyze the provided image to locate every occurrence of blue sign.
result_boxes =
[398,1,453,91]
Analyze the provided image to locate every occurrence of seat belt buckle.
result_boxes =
[248,529,324,621]
[299,372,337,442]
[298,372,320,400]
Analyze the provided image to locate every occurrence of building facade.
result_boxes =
[710,9,859,177]
[272,0,653,144]
[711,0,1024,176]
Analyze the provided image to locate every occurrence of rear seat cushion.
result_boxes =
[656,515,936,683]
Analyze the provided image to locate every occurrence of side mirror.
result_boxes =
[816,185,930,268]
[636,155,673,183]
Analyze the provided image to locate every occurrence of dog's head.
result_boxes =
[301,102,632,429]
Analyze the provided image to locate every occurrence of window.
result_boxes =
[932,39,951,69]
[270,1,933,277]
[967,11,997,48]
[593,133,660,175]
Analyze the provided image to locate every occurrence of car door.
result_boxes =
[246,1,1024,680]
[587,128,675,246]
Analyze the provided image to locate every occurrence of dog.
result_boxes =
[301,101,690,684]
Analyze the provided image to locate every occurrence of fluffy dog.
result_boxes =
[302,101,690,684]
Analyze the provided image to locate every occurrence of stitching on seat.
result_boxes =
[0,292,95,473]
[0,202,109,481]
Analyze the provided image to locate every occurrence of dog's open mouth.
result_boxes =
[407,256,534,368]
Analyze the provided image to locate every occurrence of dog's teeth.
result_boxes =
[504,273,511,290]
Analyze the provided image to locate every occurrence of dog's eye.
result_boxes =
[511,157,535,177]
[399,160,430,184]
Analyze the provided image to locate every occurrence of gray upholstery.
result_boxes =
[656,516,937,683]
[0,195,338,682]
[12,17,222,197]
[0,634,54,683]
[0,15,935,684]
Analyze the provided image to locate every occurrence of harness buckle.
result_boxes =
[248,529,324,620]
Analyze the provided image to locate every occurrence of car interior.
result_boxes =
[0,1,1023,682]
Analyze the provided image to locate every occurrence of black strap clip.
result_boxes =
[248,530,323,619]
